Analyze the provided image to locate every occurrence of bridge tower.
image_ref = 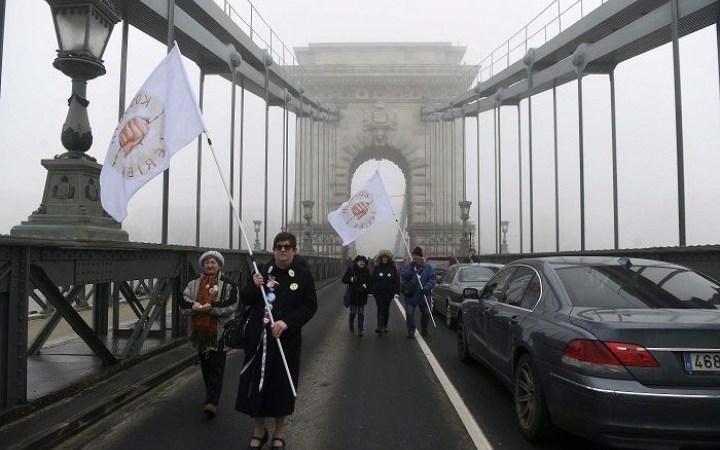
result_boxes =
[290,43,476,258]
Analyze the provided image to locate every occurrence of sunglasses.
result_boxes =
[273,244,294,251]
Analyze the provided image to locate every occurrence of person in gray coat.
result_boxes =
[179,250,238,418]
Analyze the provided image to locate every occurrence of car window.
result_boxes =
[556,265,720,309]
[503,267,535,306]
[427,260,450,271]
[480,267,516,302]
[442,266,457,283]
[459,266,500,282]
[520,275,541,309]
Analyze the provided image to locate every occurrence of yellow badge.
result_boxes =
[290,283,299,291]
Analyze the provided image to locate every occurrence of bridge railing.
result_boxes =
[473,245,720,282]
[220,0,306,84]
[465,0,608,84]
[0,236,343,407]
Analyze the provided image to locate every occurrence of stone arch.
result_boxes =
[290,43,476,258]
[337,128,430,249]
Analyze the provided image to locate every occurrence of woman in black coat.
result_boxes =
[236,232,318,450]
[371,250,399,333]
[342,255,372,336]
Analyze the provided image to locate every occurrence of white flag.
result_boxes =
[100,43,206,222]
[327,170,394,246]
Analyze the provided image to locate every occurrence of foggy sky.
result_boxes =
[0,0,718,257]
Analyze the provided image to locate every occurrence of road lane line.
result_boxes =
[394,297,494,450]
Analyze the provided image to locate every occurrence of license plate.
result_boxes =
[684,352,720,372]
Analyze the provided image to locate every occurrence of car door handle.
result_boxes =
[510,315,520,324]
[481,307,492,315]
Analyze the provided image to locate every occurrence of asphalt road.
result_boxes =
[56,280,602,450]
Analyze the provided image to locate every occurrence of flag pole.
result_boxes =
[387,198,437,328]
[203,131,297,397]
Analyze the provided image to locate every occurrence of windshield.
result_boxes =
[427,260,450,271]
[459,266,500,282]
[556,265,720,309]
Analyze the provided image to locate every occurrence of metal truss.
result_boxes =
[0,237,342,408]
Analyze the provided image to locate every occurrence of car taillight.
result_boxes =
[603,341,659,367]
[562,340,659,373]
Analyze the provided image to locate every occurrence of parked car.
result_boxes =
[457,256,720,449]
[431,263,503,328]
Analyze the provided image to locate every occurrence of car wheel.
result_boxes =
[457,315,472,363]
[445,301,456,329]
[514,354,555,442]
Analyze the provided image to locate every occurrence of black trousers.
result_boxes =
[375,295,392,327]
[199,349,226,405]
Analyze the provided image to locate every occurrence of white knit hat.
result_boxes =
[199,250,224,267]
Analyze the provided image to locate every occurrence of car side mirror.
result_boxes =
[463,287,479,299]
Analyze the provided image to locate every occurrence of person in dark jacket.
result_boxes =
[236,232,318,450]
[400,246,437,338]
[466,248,480,263]
[342,255,372,336]
[179,250,238,418]
[371,250,399,334]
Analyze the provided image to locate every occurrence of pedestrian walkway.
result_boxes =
[23,301,175,402]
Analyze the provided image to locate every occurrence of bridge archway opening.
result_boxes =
[350,156,407,258]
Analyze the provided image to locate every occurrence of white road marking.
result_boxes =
[394,297,494,450]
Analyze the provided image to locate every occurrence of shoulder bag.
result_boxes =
[221,307,252,350]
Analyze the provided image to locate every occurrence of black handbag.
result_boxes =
[400,280,416,297]
[221,308,252,350]
[343,288,351,308]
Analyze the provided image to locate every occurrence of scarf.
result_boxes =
[191,273,219,351]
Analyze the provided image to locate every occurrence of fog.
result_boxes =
[0,0,718,257]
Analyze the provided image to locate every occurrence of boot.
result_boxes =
[349,313,356,332]
[376,314,384,334]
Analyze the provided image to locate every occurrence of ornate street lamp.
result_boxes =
[253,220,262,250]
[500,220,510,253]
[48,0,120,159]
[458,200,472,255]
[302,200,315,254]
[12,0,127,241]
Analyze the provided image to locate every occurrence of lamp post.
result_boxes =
[48,0,119,159]
[500,220,510,253]
[12,0,128,241]
[302,200,315,254]
[467,220,476,250]
[253,220,262,250]
[458,200,472,255]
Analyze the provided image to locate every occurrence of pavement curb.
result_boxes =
[4,348,197,450]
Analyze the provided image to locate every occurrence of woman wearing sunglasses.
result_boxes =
[236,232,318,450]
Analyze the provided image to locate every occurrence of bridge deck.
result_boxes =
[1,280,481,450]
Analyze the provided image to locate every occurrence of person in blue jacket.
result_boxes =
[400,246,437,338]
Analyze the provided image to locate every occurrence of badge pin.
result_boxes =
[288,269,295,277]
[290,283,299,291]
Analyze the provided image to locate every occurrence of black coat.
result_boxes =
[342,266,372,306]
[371,262,399,300]
[235,258,317,418]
